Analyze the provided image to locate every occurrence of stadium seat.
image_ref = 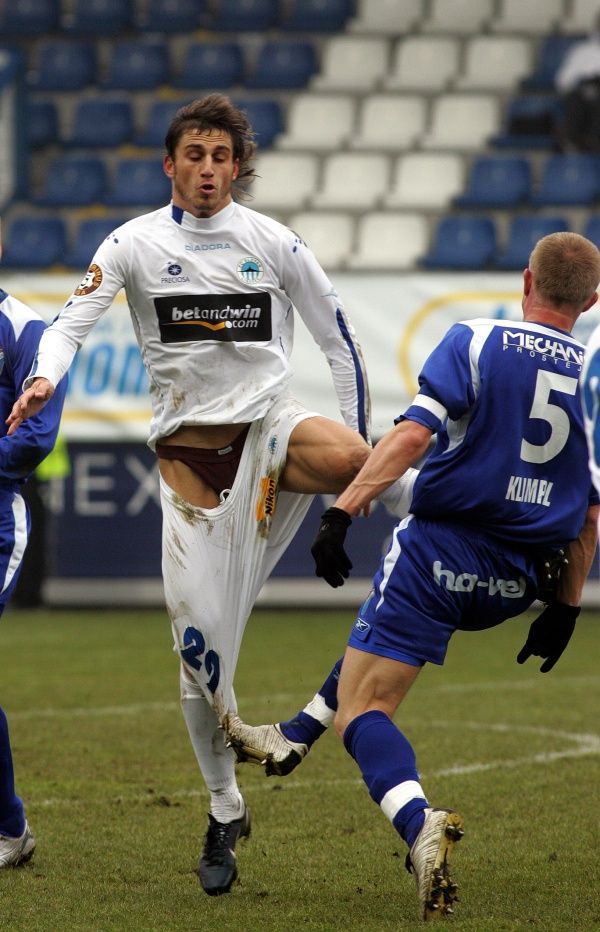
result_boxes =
[583,215,600,248]
[521,36,582,91]
[350,213,428,270]
[171,42,244,89]
[561,0,598,33]
[287,212,354,268]
[27,101,59,149]
[234,99,283,149]
[0,0,59,34]
[1,217,67,268]
[63,99,134,148]
[64,217,129,268]
[34,157,107,207]
[246,41,317,89]
[135,99,188,148]
[491,0,564,34]
[250,153,319,212]
[421,0,494,33]
[348,0,424,34]
[494,216,569,270]
[210,0,278,31]
[137,0,208,32]
[455,37,532,91]
[492,95,562,149]
[277,95,356,151]
[311,153,390,210]
[454,156,532,208]
[101,40,170,91]
[28,40,97,91]
[311,36,391,92]
[282,0,353,32]
[104,159,172,207]
[421,216,497,270]
[65,0,135,33]
[532,154,600,206]
[352,95,427,150]
[384,37,460,92]
[386,153,464,208]
[421,95,500,150]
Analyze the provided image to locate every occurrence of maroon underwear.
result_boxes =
[156,425,251,497]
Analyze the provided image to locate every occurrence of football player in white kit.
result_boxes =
[8,95,415,896]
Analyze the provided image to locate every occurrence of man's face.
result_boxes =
[163,128,239,218]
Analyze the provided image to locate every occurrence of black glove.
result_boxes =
[310,507,352,588]
[516,601,580,673]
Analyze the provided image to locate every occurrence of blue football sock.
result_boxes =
[0,707,25,838]
[344,709,428,848]
[279,657,342,746]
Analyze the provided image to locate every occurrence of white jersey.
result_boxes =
[27,200,371,448]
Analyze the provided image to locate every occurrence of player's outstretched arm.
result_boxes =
[6,378,55,435]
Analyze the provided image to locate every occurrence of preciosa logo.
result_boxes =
[168,263,182,276]
[237,256,264,284]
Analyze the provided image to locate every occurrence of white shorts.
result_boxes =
[160,394,316,718]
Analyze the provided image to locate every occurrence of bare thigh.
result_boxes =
[335,645,423,736]
[281,416,370,494]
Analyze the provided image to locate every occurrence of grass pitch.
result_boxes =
[0,605,599,931]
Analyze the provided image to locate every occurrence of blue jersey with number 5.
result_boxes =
[399,318,597,548]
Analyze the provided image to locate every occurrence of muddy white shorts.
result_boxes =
[161,395,316,719]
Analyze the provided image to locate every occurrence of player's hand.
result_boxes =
[516,601,580,673]
[6,379,55,435]
[311,507,352,588]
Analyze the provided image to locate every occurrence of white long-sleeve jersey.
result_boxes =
[27,201,371,448]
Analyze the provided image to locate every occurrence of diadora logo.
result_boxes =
[256,476,278,522]
[237,256,264,284]
[433,560,526,598]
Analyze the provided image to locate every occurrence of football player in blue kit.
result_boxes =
[0,286,67,868]
[231,231,600,921]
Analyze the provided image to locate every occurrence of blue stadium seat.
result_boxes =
[247,41,318,89]
[34,157,107,207]
[233,99,283,149]
[494,215,569,270]
[171,42,243,89]
[65,0,134,34]
[521,36,583,91]
[138,0,208,32]
[282,0,353,31]
[64,217,128,268]
[492,95,562,150]
[28,40,97,91]
[583,215,600,250]
[532,154,600,206]
[63,99,134,148]
[27,101,59,149]
[1,217,67,268]
[454,156,531,208]
[135,99,188,148]
[210,0,278,31]
[105,159,172,207]
[0,0,59,35]
[101,40,170,91]
[421,216,497,270]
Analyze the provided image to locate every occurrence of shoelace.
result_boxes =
[203,819,235,865]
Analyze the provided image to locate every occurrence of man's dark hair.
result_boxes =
[165,94,257,192]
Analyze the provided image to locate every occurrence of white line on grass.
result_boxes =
[30,720,599,810]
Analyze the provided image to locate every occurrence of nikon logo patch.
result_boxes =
[154,292,271,343]
[256,476,278,522]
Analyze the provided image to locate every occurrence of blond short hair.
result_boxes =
[529,232,600,309]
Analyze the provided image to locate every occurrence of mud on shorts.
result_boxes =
[160,395,317,718]
[348,515,539,667]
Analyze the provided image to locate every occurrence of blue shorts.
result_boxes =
[0,489,29,617]
[348,515,538,667]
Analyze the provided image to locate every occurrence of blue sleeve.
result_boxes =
[397,323,477,430]
[0,318,68,481]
